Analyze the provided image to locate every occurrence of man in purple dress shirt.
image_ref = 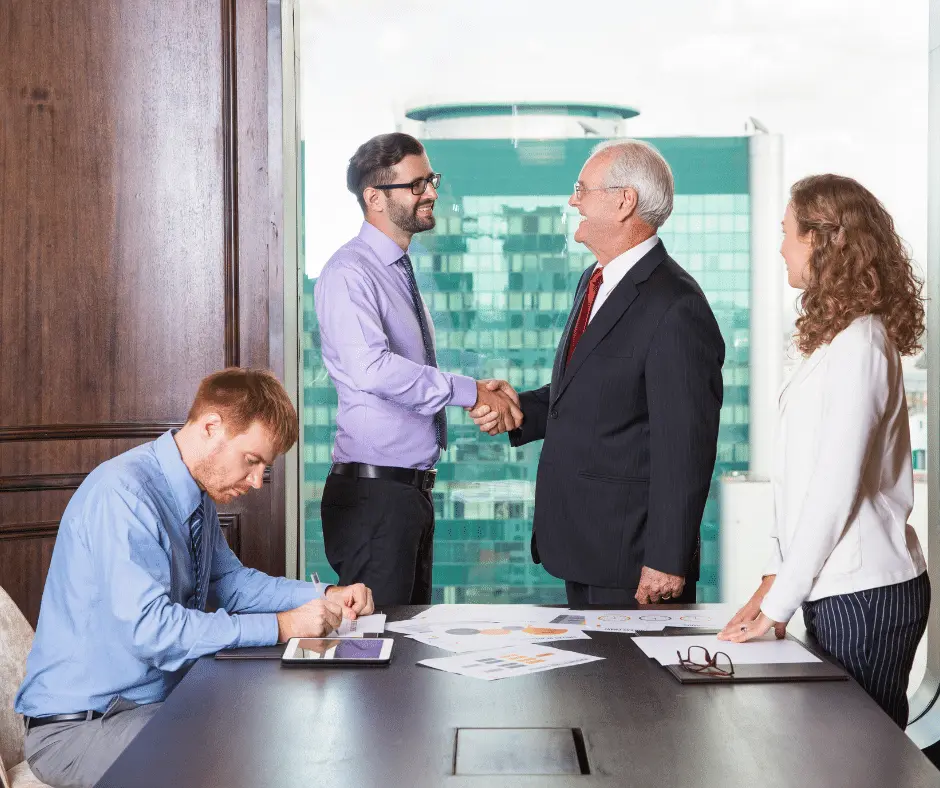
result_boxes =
[314,132,522,605]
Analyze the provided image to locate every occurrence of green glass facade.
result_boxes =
[302,136,751,603]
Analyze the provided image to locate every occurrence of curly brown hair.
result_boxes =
[790,174,924,357]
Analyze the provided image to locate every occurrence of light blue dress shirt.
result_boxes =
[315,221,477,470]
[15,430,327,717]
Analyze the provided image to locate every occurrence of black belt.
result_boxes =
[25,711,103,731]
[330,462,436,492]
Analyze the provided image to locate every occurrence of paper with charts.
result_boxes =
[553,607,736,633]
[419,643,604,680]
[632,634,821,665]
[387,611,570,637]
[406,621,591,653]
[407,604,570,624]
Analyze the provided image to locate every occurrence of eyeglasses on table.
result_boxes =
[676,645,735,677]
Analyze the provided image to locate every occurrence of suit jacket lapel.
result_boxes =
[552,241,666,406]
[550,266,593,404]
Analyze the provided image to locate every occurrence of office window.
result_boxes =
[300,136,750,603]
[295,2,929,616]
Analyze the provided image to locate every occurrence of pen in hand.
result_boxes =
[312,572,357,619]
[310,572,370,621]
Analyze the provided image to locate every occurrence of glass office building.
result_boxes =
[302,104,765,603]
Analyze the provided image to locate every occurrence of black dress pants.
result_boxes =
[321,473,435,606]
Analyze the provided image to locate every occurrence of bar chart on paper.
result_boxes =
[419,644,605,680]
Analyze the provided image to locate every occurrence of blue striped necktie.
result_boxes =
[396,253,447,450]
[189,499,207,611]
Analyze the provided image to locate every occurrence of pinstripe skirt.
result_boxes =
[802,572,930,728]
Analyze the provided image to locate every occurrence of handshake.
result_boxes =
[467,379,524,436]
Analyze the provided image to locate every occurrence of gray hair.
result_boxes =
[590,139,674,229]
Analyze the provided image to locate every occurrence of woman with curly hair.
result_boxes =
[719,174,929,728]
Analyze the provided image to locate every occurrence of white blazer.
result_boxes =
[760,314,926,623]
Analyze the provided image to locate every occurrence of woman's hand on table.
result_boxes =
[718,575,786,642]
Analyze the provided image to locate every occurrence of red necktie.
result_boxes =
[566,267,604,365]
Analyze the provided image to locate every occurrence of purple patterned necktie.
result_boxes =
[396,253,447,450]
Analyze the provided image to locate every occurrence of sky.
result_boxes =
[297,0,929,302]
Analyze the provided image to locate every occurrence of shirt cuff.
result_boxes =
[234,613,280,647]
[290,581,328,609]
[760,586,799,625]
[764,539,783,577]
[447,374,478,408]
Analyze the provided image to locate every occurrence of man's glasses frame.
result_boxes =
[676,645,735,678]
[374,173,442,196]
[572,182,630,198]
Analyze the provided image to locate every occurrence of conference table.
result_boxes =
[96,605,940,787]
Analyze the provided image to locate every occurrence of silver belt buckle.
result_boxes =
[421,469,437,492]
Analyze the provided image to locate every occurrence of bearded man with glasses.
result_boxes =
[314,133,522,605]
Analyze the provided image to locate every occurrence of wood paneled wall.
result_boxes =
[0,0,287,626]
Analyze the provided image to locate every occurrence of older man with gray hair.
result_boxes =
[472,139,725,607]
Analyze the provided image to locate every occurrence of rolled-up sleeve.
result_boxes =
[764,538,783,576]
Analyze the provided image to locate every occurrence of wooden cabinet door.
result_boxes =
[0,0,287,626]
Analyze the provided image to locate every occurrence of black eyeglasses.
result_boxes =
[677,645,734,677]
[374,173,442,196]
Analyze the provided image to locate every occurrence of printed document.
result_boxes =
[419,644,604,680]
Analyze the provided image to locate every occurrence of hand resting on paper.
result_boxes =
[718,574,786,642]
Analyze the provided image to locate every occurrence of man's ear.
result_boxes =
[201,412,224,440]
[617,187,639,222]
[363,186,385,214]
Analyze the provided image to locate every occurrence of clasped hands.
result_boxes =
[276,583,374,640]
[466,379,524,435]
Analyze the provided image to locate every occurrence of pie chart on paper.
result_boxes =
[521,626,568,636]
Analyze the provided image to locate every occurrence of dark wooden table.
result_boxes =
[96,605,940,787]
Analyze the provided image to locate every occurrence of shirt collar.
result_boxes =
[358,221,409,266]
[154,429,204,522]
[595,234,660,288]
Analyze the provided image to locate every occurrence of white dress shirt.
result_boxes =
[760,315,926,623]
[589,235,661,322]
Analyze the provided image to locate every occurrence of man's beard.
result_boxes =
[387,197,435,234]
[192,454,235,504]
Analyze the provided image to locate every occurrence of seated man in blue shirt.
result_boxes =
[16,368,374,788]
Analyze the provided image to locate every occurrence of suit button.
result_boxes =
[549,410,559,419]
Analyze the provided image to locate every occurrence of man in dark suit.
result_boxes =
[472,140,724,607]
